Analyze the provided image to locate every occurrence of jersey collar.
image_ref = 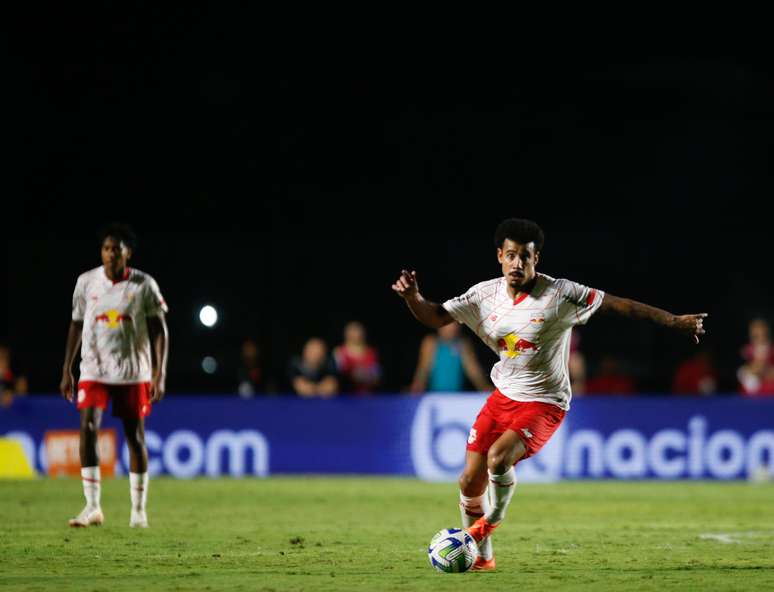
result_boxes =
[505,274,539,306]
[103,266,131,285]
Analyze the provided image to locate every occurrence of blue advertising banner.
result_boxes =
[410,395,774,482]
[1,395,773,481]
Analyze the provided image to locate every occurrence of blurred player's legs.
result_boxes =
[69,407,104,527]
[123,416,149,528]
[458,450,495,568]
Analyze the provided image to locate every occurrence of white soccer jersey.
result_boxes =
[443,274,604,410]
[72,266,168,384]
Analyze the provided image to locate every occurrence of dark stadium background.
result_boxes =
[4,8,772,394]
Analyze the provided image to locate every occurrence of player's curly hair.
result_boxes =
[99,223,138,252]
[494,218,544,251]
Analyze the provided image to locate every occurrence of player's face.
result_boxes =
[101,236,131,278]
[497,239,539,291]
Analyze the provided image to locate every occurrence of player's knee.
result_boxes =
[487,445,512,474]
[127,435,145,452]
[124,429,145,450]
[81,420,98,439]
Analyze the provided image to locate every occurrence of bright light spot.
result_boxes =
[202,356,217,374]
[199,305,218,327]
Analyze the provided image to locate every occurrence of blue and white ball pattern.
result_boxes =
[427,528,478,573]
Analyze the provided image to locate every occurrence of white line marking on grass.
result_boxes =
[698,531,774,544]
[699,533,741,544]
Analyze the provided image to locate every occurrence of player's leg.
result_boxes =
[69,405,105,527]
[122,416,149,528]
[113,382,152,527]
[80,405,103,467]
[466,429,525,543]
[486,429,526,521]
[468,401,565,547]
[461,398,502,569]
[458,450,496,569]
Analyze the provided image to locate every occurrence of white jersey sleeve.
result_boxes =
[442,285,481,328]
[72,274,87,321]
[143,276,168,317]
[557,279,605,326]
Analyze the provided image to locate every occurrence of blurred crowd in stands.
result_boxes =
[232,316,774,400]
[0,344,28,408]
[1,318,773,404]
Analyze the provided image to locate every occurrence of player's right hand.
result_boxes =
[673,313,708,345]
[392,270,419,300]
[60,372,75,402]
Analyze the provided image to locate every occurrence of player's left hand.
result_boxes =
[673,313,708,344]
[150,374,166,403]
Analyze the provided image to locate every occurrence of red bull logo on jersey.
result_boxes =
[497,333,539,358]
[95,310,132,329]
[530,316,545,325]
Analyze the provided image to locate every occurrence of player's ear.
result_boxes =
[534,251,540,267]
[497,247,504,264]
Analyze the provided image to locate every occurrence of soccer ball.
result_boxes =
[427,528,478,573]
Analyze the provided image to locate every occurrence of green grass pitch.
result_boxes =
[1,478,773,591]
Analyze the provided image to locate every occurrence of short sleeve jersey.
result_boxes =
[442,274,604,410]
[72,267,168,384]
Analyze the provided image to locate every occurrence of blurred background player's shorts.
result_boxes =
[77,381,151,418]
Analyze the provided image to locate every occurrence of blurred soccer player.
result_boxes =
[392,218,706,570]
[60,224,169,528]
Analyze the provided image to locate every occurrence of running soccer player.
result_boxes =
[60,223,169,528]
[392,218,706,570]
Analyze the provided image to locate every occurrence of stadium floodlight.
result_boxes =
[202,356,217,374]
[199,305,218,328]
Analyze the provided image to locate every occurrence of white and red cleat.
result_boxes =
[68,506,104,528]
[130,510,148,528]
[471,556,497,571]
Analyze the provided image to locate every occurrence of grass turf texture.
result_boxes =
[1,478,773,591]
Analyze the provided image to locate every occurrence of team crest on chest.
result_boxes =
[497,333,540,358]
[95,309,132,329]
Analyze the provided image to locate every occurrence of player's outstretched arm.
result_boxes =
[60,321,83,401]
[391,270,454,329]
[599,293,707,344]
[147,315,169,403]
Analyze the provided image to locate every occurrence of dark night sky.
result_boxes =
[5,9,773,394]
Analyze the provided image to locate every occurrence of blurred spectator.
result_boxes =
[585,354,636,395]
[237,338,271,398]
[672,348,718,396]
[737,318,774,396]
[288,338,339,398]
[0,344,28,408]
[409,323,491,394]
[333,321,381,395]
[568,330,587,395]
